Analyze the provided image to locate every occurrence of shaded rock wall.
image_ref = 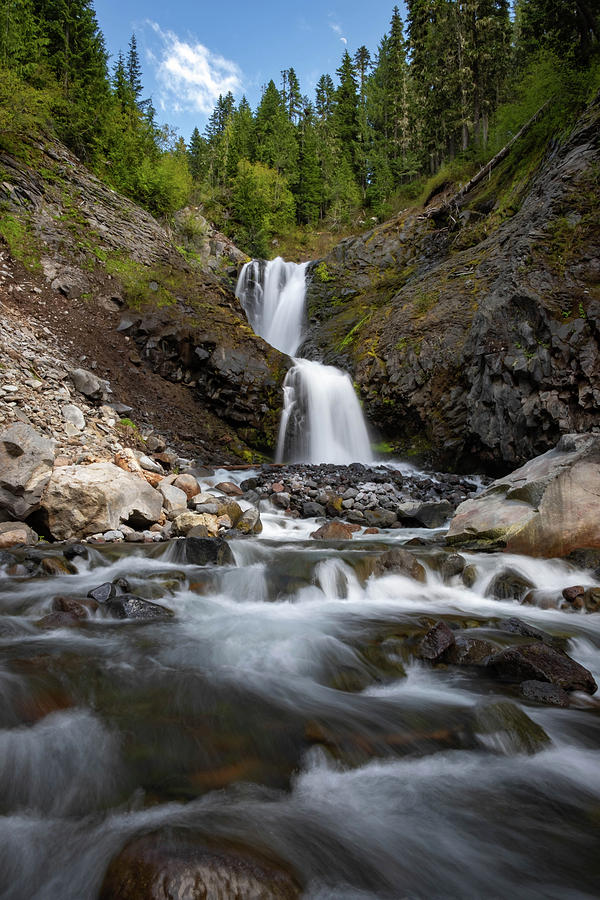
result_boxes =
[304,94,600,473]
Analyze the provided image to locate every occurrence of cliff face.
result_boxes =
[0,138,289,461]
[304,94,600,473]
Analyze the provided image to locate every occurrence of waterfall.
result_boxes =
[235,257,308,356]
[236,257,373,465]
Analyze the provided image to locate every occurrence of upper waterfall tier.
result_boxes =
[235,258,308,357]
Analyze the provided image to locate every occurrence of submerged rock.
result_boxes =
[100,833,301,900]
[487,643,597,694]
[371,547,426,583]
[472,700,551,755]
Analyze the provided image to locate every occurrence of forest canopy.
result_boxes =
[0,0,598,254]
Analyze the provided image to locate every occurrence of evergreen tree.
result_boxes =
[126,32,143,107]
[334,50,360,176]
[188,126,205,179]
[296,102,321,223]
[315,73,336,121]
[254,79,298,184]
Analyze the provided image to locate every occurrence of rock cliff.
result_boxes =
[303,93,600,473]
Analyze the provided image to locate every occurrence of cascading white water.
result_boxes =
[236,258,373,465]
[235,257,308,356]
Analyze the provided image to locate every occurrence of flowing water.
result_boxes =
[1,510,600,899]
[236,258,373,465]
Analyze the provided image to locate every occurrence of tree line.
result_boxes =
[0,0,597,254]
[0,0,191,215]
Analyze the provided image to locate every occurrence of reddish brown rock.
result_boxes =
[311,520,355,540]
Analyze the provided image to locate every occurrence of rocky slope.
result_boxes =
[303,93,600,473]
[0,138,289,461]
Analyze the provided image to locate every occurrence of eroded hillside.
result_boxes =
[0,137,289,461]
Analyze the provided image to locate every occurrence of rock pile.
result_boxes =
[239,462,481,529]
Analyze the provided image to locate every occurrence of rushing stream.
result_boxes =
[1,261,599,898]
[1,498,600,898]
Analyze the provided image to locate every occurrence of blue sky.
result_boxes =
[94,1,408,141]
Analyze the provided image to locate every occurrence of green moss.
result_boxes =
[119,417,138,430]
[414,289,440,316]
[313,261,334,283]
[104,253,179,310]
[336,312,372,352]
[0,213,41,271]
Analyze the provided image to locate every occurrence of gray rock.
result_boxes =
[158,482,188,513]
[448,434,600,557]
[0,423,55,519]
[62,404,85,431]
[419,621,455,660]
[70,368,111,402]
[135,453,164,474]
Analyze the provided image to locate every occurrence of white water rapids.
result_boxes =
[236,258,373,465]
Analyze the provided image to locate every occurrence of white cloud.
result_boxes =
[329,20,347,44]
[147,22,242,115]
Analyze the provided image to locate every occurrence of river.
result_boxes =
[0,262,599,898]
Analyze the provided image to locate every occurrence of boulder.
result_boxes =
[237,506,262,535]
[487,643,597,694]
[0,423,55,520]
[106,594,174,620]
[173,473,200,500]
[42,463,163,541]
[485,569,535,602]
[215,481,243,496]
[172,512,219,537]
[418,621,455,660]
[171,536,234,566]
[70,367,111,401]
[447,434,600,557]
[311,520,355,540]
[159,482,188,514]
[99,833,300,900]
[0,521,38,549]
[398,499,453,528]
[520,680,570,707]
[372,548,426,583]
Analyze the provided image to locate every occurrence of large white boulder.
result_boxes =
[447,434,600,557]
[0,423,55,520]
[42,463,163,540]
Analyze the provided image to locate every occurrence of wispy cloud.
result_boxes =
[147,22,242,115]
[329,20,347,45]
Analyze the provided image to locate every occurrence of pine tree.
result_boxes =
[315,73,336,121]
[254,79,298,185]
[126,32,143,107]
[296,102,321,223]
[334,50,360,176]
[188,126,205,180]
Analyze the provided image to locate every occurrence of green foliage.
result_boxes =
[232,159,295,256]
[0,213,40,270]
[313,262,334,282]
